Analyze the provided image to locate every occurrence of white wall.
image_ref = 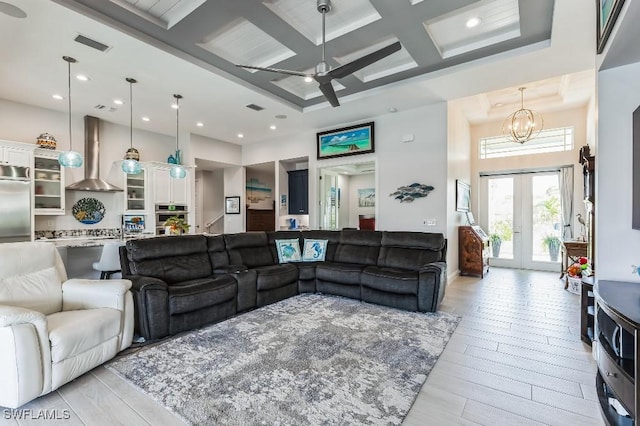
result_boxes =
[337,174,350,228]
[348,173,375,228]
[189,133,242,166]
[224,166,245,233]
[243,102,448,233]
[470,106,589,237]
[596,61,640,282]
[198,169,224,234]
[447,101,473,278]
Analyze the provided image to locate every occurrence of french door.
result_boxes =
[479,172,562,271]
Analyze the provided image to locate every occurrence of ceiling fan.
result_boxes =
[235,0,401,107]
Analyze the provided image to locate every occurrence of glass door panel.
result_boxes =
[481,171,562,271]
[524,173,561,270]
[320,172,338,230]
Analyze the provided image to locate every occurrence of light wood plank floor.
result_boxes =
[405,268,603,426]
[0,268,603,425]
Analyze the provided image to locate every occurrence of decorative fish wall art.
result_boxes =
[389,183,434,203]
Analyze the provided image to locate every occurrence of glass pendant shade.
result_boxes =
[58,150,83,168]
[122,158,142,174]
[59,56,83,168]
[170,94,187,179]
[502,87,543,144]
[123,78,141,174]
[170,164,187,179]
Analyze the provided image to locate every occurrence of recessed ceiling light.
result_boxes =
[388,107,397,113]
[466,17,481,28]
[171,103,179,109]
[196,122,204,127]
[495,102,504,107]
[270,125,277,130]
[141,116,150,122]
[113,99,124,105]
[76,74,89,81]
[52,94,63,100]
[304,76,313,83]
[237,133,244,138]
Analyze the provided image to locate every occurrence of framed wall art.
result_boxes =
[317,122,374,160]
[597,0,625,54]
[456,180,471,212]
[225,196,241,214]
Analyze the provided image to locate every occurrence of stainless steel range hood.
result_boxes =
[66,115,122,192]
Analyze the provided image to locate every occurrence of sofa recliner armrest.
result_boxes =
[0,305,52,408]
[62,279,132,311]
[123,275,168,293]
[0,305,46,328]
[121,275,170,341]
[418,262,447,312]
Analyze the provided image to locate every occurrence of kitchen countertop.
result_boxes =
[36,234,156,248]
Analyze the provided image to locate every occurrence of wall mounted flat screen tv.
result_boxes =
[456,180,471,212]
[633,106,640,230]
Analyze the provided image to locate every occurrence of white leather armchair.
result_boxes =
[0,242,134,408]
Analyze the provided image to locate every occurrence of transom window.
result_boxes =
[479,127,574,159]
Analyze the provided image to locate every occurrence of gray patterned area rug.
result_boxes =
[106,294,459,425]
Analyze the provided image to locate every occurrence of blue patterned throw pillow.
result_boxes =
[302,239,328,262]
[275,239,302,263]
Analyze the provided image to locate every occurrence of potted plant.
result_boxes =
[489,234,502,257]
[489,219,512,258]
[163,215,190,235]
[542,235,561,261]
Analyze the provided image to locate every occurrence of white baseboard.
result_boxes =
[447,270,460,285]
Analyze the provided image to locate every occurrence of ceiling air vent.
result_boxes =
[94,104,107,110]
[74,34,111,52]
[246,103,265,111]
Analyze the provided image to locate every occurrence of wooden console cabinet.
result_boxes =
[594,280,639,425]
[459,226,490,277]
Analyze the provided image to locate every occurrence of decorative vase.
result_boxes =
[491,240,501,257]
[36,133,57,150]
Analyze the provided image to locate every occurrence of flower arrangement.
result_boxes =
[568,256,591,277]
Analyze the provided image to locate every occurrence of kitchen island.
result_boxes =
[37,233,155,279]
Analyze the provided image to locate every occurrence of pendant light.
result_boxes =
[122,77,142,174]
[170,94,187,179]
[502,87,543,144]
[58,56,83,168]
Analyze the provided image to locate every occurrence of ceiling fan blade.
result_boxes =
[328,41,402,80]
[318,82,340,107]
[235,64,310,78]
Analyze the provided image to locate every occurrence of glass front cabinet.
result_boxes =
[125,169,147,213]
[33,150,65,215]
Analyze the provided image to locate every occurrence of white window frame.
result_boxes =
[479,127,574,160]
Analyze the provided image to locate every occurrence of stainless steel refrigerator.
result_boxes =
[0,165,31,243]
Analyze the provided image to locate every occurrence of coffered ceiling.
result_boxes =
[0,0,596,146]
[52,0,555,109]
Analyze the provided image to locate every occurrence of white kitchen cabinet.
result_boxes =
[33,149,65,215]
[0,142,31,167]
[125,169,147,212]
[152,165,190,205]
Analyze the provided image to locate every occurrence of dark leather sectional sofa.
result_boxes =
[119,230,447,341]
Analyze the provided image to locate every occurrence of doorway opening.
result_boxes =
[317,161,376,230]
[246,162,276,231]
[479,170,562,271]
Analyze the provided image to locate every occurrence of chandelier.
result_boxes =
[502,87,543,144]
